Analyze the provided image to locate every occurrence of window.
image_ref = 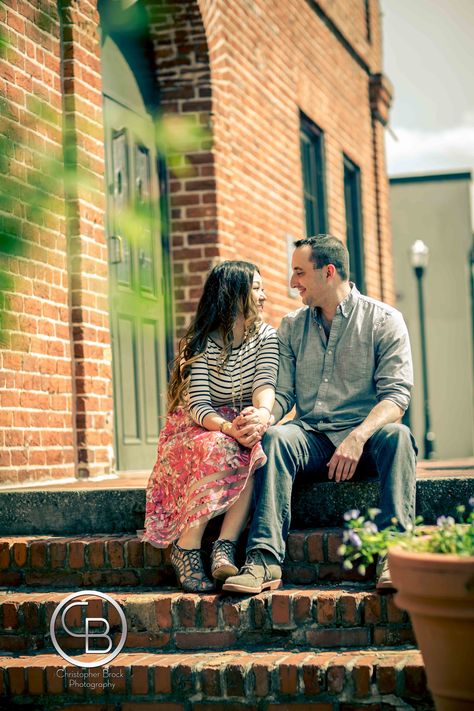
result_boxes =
[300,113,327,237]
[343,155,365,290]
[365,0,372,42]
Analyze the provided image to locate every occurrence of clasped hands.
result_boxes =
[229,406,270,449]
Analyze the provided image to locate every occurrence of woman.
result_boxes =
[140,261,278,592]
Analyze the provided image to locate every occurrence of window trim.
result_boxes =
[299,112,328,237]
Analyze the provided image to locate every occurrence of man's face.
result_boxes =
[290,245,327,308]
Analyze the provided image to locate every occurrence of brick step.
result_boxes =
[0,585,414,654]
[0,648,434,710]
[0,529,371,589]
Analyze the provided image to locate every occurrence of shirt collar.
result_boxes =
[338,282,359,317]
[312,283,359,321]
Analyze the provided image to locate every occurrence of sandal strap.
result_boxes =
[211,538,237,568]
[171,541,214,591]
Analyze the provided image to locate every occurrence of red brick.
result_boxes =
[339,594,359,625]
[278,662,298,694]
[30,541,47,569]
[153,664,172,694]
[199,595,218,628]
[272,591,292,625]
[50,542,67,569]
[307,532,324,562]
[27,666,45,695]
[352,659,374,697]
[293,591,313,623]
[88,541,105,568]
[250,662,270,697]
[200,664,222,696]
[2,601,19,629]
[69,541,85,569]
[402,662,427,698]
[221,599,240,628]
[155,597,173,628]
[126,539,144,567]
[8,667,26,695]
[175,630,236,649]
[0,542,10,569]
[306,628,370,648]
[317,593,338,624]
[131,665,148,694]
[327,532,344,562]
[12,541,27,567]
[224,662,246,696]
[363,593,382,623]
[287,532,306,561]
[176,594,197,628]
[107,540,125,569]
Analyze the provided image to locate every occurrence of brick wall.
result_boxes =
[0,0,76,485]
[0,0,393,485]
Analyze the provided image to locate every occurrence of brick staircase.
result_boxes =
[1,471,473,709]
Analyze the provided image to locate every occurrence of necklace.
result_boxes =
[217,329,247,412]
[230,340,245,412]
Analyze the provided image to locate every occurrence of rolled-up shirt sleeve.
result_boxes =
[374,310,413,412]
[273,317,296,422]
[188,353,215,425]
[252,327,279,392]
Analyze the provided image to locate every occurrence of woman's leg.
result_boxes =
[177,518,208,549]
[218,467,254,541]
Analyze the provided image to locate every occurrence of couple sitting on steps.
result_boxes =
[140,234,417,594]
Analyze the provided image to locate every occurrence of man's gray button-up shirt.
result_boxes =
[273,285,414,446]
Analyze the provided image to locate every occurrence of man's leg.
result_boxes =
[361,422,417,531]
[222,423,334,594]
[357,423,417,591]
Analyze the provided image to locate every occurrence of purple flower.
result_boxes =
[348,530,362,549]
[363,521,378,534]
[437,516,455,527]
[343,509,360,521]
[469,497,474,508]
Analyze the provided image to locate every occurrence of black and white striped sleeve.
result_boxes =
[188,352,215,426]
[252,325,279,392]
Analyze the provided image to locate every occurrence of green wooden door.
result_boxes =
[103,96,167,471]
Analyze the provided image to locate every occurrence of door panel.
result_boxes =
[104,96,167,470]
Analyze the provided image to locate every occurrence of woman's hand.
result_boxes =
[231,413,265,449]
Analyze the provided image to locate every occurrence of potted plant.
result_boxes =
[339,500,474,711]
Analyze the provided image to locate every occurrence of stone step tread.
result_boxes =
[0,648,427,703]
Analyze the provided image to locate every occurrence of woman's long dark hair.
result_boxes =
[168,260,261,411]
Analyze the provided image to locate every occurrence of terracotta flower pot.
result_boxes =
[388,546,474,711]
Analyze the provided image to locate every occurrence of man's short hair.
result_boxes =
[294,234,350,281]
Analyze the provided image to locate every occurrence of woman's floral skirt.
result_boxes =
[138,406,266,548]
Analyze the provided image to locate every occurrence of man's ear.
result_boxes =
[326,264,336,279]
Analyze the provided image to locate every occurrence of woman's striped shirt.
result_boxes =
[189,322,279,425]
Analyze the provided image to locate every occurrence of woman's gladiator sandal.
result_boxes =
[211,538,238,581]
[171,541,215,592]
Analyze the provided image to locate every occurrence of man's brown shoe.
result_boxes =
[375,555,396,591]
[222,548,282,594]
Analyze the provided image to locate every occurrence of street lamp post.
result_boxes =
[410,240,436,459]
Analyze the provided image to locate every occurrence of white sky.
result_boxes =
[381,0,474,179]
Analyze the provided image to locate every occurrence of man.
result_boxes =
[223,234,417,594]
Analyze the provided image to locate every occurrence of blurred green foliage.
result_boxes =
[0,7,210,346]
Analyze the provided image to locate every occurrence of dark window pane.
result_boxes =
[343,155,365,291]
[299,114,327,236]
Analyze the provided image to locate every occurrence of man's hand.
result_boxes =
[327,431,366,482]
[231,417,265,448]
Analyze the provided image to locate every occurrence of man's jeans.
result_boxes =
[246,422,418,564]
